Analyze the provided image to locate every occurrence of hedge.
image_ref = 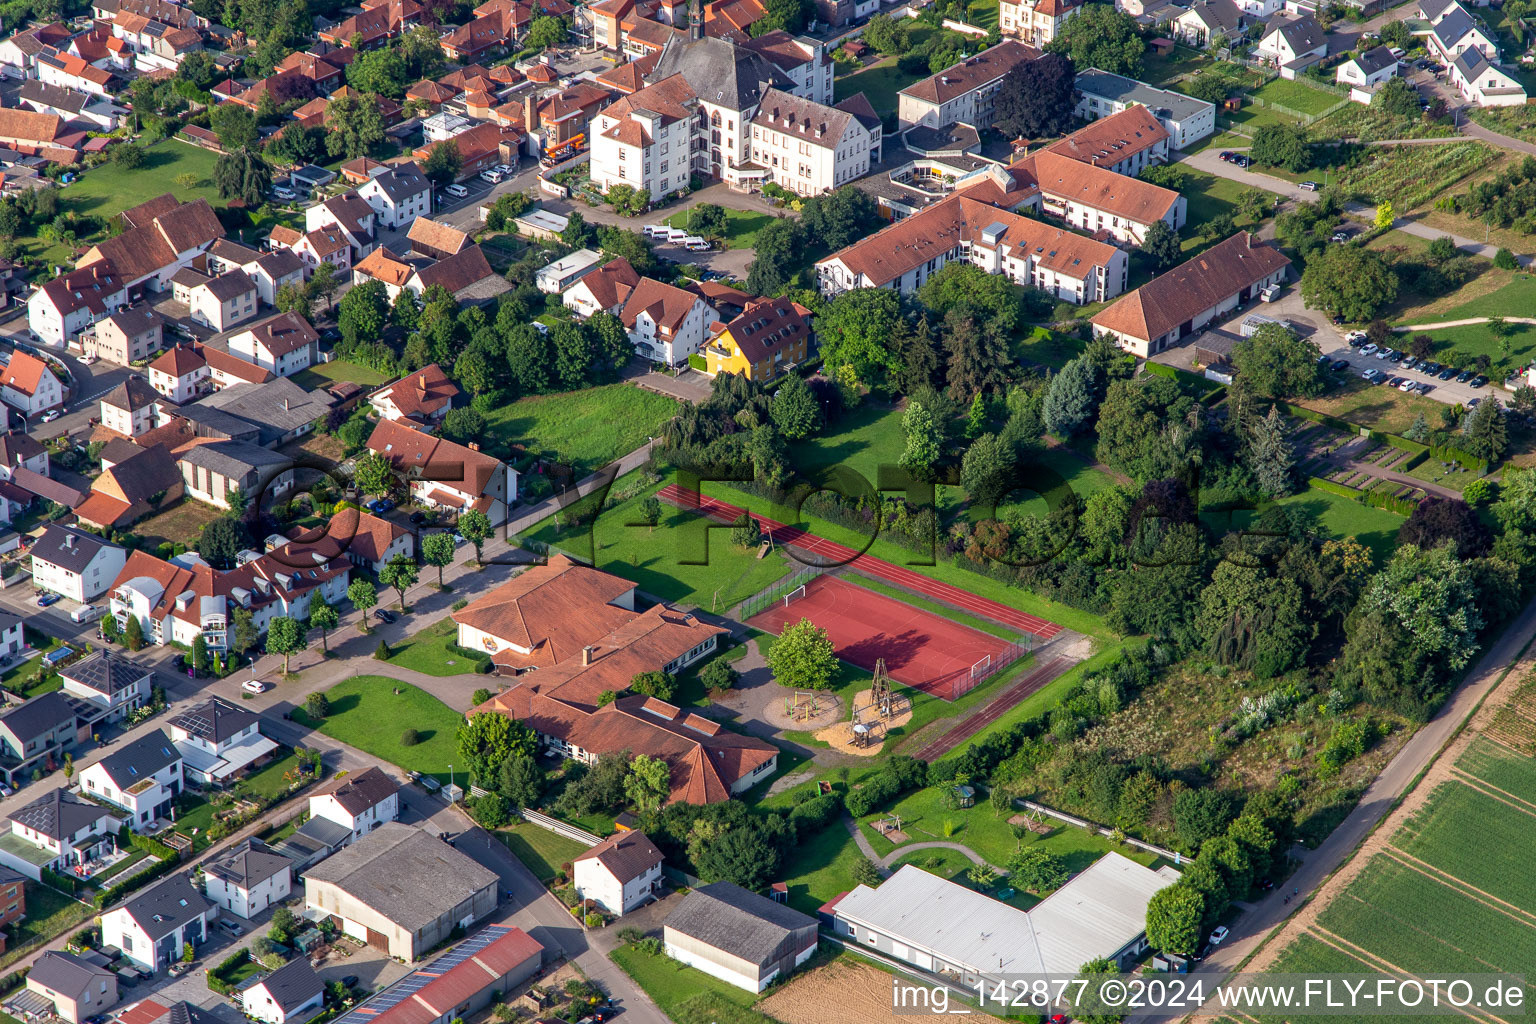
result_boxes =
[1275,400,1358,435]
[687,353,707,372]
[1362,486,1417,515]
[445,643,494,673]
[1429,442,1487,473]
[206,950,250,996]
[0,968,29,996]
[844,756,928,817]
[129,832,178,860]
[787,792,843,837]
[1307,476,1361,500]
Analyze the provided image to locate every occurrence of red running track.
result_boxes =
[657,484,1063,640]
[746,574,1009,700]
[912,655,1071,761]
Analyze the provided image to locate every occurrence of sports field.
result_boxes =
[746,574,1013,700]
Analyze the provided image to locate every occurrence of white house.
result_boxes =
[896,40,1041,129]
[100,872,215,973]
[365,419,516,526]
[573,831,664,916]
[1073,71,1215,151]
[1449,50,1527,105]
[998,0,1084,46]
[29,525,127,604]
[227,312,318,377]
[536,249,604,294]
[0,789,122,881]
[0,351,64,418]
[98,376,160,439]
[747,89,880,196]
[306,766,399,846]
[168,697,279,787]
[662,882,818,993]
[356,164,432,230]
[204,839,293,920]
[77,728,183,826]
[562,257,640,319]
[25,951,119,1024]
[1257,13,1328,74]
[59,651,151,723]
[1021,150,1186,246]
[367,364,458,425]
[1170,0,1248,47]
[1337,45,1400,101]
[188,271,259,333]
[27,262,129,349]
[1428,3,1498,64]
[240,958,323,1024]
[619,277,717,366]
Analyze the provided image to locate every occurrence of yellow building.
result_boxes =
[703,298,815,382]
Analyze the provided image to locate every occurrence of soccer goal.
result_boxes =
[783,584,807,608]
[970,654,992,679]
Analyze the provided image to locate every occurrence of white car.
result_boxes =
[1398,378,1416,391]
[1210,926,1230,946]
[272,186,297,201]
[444,183,469,199]
[493,163,514,175]
[1345,330,1368,343]
[79,353,98,365]
[1359,343,1379,356]
[241,679,272,694]
[480,169,504,184]
[41,409,60,422]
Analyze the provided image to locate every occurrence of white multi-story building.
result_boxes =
[27,262,130,348]
[78,728,183,827]
[0,789,122,880]
[356,164,432,230]
[573,831,664,916]
[365,419,517,526]
[29,525,127,604]
[896,40,1040,129]
[747,89,881,196]
[999,0,1084,46]
[1073,71,1216,150]
[590,74,701,200]
[227,312,318,377]
[1018,150,1185,245]
[619,277,717,366]
[306,766,400,846]
[100,873,215,973]
[169,696,279,787]
[98,377,160,439]
[0,351,65,417]
[59,651,151,723]
[204,839,294,920]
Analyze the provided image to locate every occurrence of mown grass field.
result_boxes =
[387,619,490,677]
[832,57,923,117]
[289,675,464,783]
[481,384,680,472]
[1249,78,1345,115]
[664,207,774,249]
[1201,487,1408,564]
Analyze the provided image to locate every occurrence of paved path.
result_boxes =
[1132,590,1536,1023]
[875,841,1005,873]
[1394,316,1536,330]
[655,484,1065,640]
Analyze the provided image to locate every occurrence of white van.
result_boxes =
[643,224,670,240]
[684,236,711,251]
[70,605,98,623]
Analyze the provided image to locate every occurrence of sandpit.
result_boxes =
[761,686,843,731]
[813,687,914,756]
[760,960,1004,1024]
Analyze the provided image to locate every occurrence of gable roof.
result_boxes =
[364,162,430,204]
[279,506,410,566]
[248,957,322,1014]
[412,245,503,299]
[719,298,812,363]
[28,951,117,1001]
[406,218,470,256]
[369,363,458,420]
[620,276,705,333]
[207,838,292,891]
[1266,11,1326,51]
[120,872,212,938]
[900,40,1039,105]
[0,351,50,397]
[569,257,640,309]
[574,829,662,883]
[328,926,542,1024]
[751,88,860,149]
[168,696,260,744]
[92,726,180,787]
[1017,149,1180,224]
[365,416,504,498]
[102,375,160,413]
[0,691,78,744]
[451,553,635,664]
[237,311,317,358]
[36,262,124,318]
[9,787,119,841]
[664,881,815,964]
[313,765,397,816]
[83,199,223,285]
[302,823,499,928]
[1044,103,1169,167]
[1353,43,1398,76]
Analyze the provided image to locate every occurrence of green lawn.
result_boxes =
[1439,273,1536,320]
[238,753,305,801]
[1249,77,1345,115]
[495,823,591,883]
[3,884,91,967]
[387,619,491,678]
[609,944,767,1019]
[289,675,465,783]
[1409,320,1536,378]
[517,472,796,612]
[785,403,909,486]
[289,360,390,390]
[481,384,679,473]
[1202,487,1408,564]
[1015,326,1087,369]
[1177,166,1270,252]
[833,58,923,117]
[665,207,774,249]
[965,0,998,30]
[1141,43,1213,86]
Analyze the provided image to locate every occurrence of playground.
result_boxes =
[746,574,1017,700]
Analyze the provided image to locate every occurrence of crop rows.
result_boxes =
[1246,935,1383,1024]
[1392,781,1536,912]
[1455,736,1536,804]
[1334,143,1496,211]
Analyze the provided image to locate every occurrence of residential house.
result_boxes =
[100,872,214,972]
[412,123,522,181]
[0,789,121,880]
[267,225,353,276]
[702,297,813,382]
[588,73,701,199]
[1428,2,1498,63]
[1338,45,1400,101]
[462,556,776,802]
[303,823,499,960]
[205,839,293,921]
[169,697,279,787]
[243,251,307,308]
[188,271,259,332]
[99,377,161,439]
[317,0,423,47]
[356,164,432,229]
[572,830,663,916]
[146,344,271,405]
[1074,70,1215,149]
[241,959,322,1024]
[190,377,335,446]
[1449,49,1527,104]
[59,651,151,723]
[827,855,1177,988]
[274,508,413,577]
[620,277,717,366]
[17,81,120,130]
[406,219,471,261]
[77,196,224,298]
[72,443,183,531]
[1045,103,1171,175]
[406,246,509,304]
[28,262,130,348]
[746,89,880,196]
[999,0,1084,46]
[0,693,81,788]
[368,366,458,425]
[441,9,518,63]
[522,81,615,150]
[0,612,19,659]
[307,766,399,846]
[28,525,126,603]
[77,728,182,827]
[364,418,515,523]
[662,882,817,992]
[896,40,1040,129]
[227,312,318,377]
[0,351,63,418]
[302,193,378,263]
[562,257,641,318]
[1171,0,1248,48]
[25,951,118,1024]
[81,307,164,367]
[816,194,1127,303]
[35,51,115,99]
[1256,13,1328,75]
[0,869,23,939]
[0,24,72,78]
[1011,149,1185,244]
[1090,231,1292,356]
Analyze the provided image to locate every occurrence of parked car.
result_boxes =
[443,183,469,199]
[1219,151,1236,162]
[1331,231,1351,243]
[217,920,244,937]
[242,679,272,694]
[1361,368,1381,381]
[1374,346,1391,359]
[366,498,395,514]
[374,609,396,624]
[41,409,60,422]
[1420,361,1440,375]
[1398,378,1417,391]
[479,169,504,184]
[1360,343,1379,356]
[1232,154,1250,168]
[341,976,359,989]
[35,592,59,607]
[1401,355,1418,369]
[1210,926,1230,946]
[1387,376,1406,388]
[1416,382,1435,395]
[1456,369,1474,383]
[408,510,426,525]
[272,186,297,201]
[1471,374,1488,388]
[1299,181,1320,191]
[1331,359,1350,371]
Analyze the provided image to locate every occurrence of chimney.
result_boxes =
[64,533,74,549]
[582,645,594,666]
[468,442,480,451]
[524,93,539,132]
[282,398,289,411]
[418,373,426,389]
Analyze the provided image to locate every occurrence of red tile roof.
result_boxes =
[452,553,636,667]
[901,40,1039,105]
[365,417,504,500]
[369,363,459,420]
[1045,104,1170,168]
[0,351,50,397]
[620,276,704,333]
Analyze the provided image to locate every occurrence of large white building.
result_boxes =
[356,164,432,230]
[29,525,126,604]
[1074,70,1216,150]
[619,276,718,366]
[999,0,1084,46]
[573,831,664,916]
[896,40,1040,130]
[747,89,881,196]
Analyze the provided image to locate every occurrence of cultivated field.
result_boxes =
[759,960,1005,1024]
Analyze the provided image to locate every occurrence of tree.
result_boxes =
[470,792,511,828]
[628,670,676,701]
[275,282,312,318]
[459,509,492,562]
[1301,244,1398,321]
[701,658,738,691]
[325,90,387,159]
[1373,76,1421,118]
[729,511,762,548]
[1495,247,1520,270]
[305,692,330,719]
[1399,496,1490,558]
[1197,562,1309,676]
[1248,405,1296,498]
[379,554,419,612]
[498,751,544,808]
[456,712,536,787]
[690,203,728,239]
[124,614,145,652]
[212,147,271,205]
[422,532,455,586]
[211,103,258,150]
[624,753,671,816]
[994,51,1078,140]
[265,615,306,674]
[638,495,662,532]
[527,13,567,49]
[191,633,209,676]
[816,287,901,385]
[1047,3,1143,75]
[347,579,378,629]
[1203,211,1236,241]
[770,373,821,440]
[346,46,409,97]
[943,310,1011,400]
[800,187,879,250]
[197,517,249,569]
[308,262,340,312]
[900,401,943,479]
[1375,199,1395,229]
[101,612,121,644]
[862,13,909,53]
[961,432,1014,505]
[1008,846,1068,891]
[745,217,802,295]
[561,209,592,248]
[232,606,259,659]
[311,597,339,654]
[1043,355,1104,436]
[352,450,395,496]
[767,618,837,689]
[754,0,810,34]
[1139,219,1182,270]
[1145,884,1204,955]
[422,140,462,188]
[114,143,145,170]
[1249,123,1311,172]
[692,820,784,890]
[1462,397,1508,462]
[338,279,388,345]
[1231,323,1324,398]
[440,407,485,446]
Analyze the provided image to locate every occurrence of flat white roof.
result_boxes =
[538,248,603,278]
[516,209,569,233]
[832,852,1178,975]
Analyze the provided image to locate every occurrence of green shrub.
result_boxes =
[401,728,420,746]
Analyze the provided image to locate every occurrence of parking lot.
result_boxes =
[1312,331,1502,409]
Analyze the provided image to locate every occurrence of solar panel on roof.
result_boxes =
[331,928,511,1024]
